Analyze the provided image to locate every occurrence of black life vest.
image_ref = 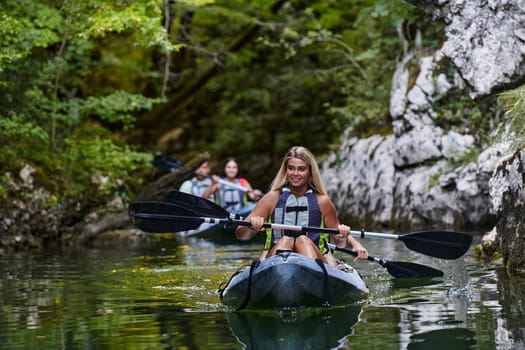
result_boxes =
[264,186,329,253]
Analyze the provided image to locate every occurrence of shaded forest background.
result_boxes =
[1,0,523,230]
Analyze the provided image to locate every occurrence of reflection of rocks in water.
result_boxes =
[448,257,472,324]
[450,257,471,291]
[496,268,525,349]
[407,328,476,349]
[227,305,362,350]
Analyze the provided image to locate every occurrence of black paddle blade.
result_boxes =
[382,260,444,279]
[163,190,229,218]
[128,201,203,233]
[153,154,183,172]
[331,245,443,279]
[400,231,473,260]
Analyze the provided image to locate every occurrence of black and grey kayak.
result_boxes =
[219,251,369,310]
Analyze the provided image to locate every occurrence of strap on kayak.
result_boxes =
[315,258,331,307]
[218,264,246,299]
[237,259,260,311]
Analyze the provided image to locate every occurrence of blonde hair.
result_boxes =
[270,146,327,195]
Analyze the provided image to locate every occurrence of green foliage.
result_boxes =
[0,113,50,170]
[0,114,48,141]
[499,85,525,150]
[82,91,162,129]
[432,91,502,147]
[171,0,423,177]
[0,2,62,74]
[0,0,172,207]
[63,136,153,196]
[428,146,483,188]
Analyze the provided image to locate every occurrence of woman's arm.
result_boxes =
[201,175,220,199]
[318,194,368,260]
[240,178,263,201]
[235,190,278,240]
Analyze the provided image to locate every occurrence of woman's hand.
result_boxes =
[349,239,368,261]
[249,216,265,231]
[335,224,350,248]
[335,224,368,261]
[249,189,263,201]
[211,175,220,191]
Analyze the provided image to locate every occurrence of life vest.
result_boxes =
[264,186,329,254]
[190,178,215,200]
[217,178,247,211]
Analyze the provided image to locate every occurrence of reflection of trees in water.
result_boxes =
[407,328,476,349]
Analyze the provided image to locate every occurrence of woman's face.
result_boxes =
[286,157,310,188]
[224,160,239,179]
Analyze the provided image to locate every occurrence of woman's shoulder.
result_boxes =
[257,189,279,207]
[264,189,280,200]
[316,193,335,208]
[251,189,279,217]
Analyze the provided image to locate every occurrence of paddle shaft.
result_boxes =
[131,212,415,237]
[130,212,423,239]
[129,212,319,232]
[327,243,374,261]
[349,230,400,240]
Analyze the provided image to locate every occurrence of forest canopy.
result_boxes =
[1,0,448,205]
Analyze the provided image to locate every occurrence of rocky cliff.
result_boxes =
[322,0,525,270]
[406,0,525,98]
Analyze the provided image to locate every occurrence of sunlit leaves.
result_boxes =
[0,115,48,141]
[64,137,153,194]
[499,85,525,149]
[0,8,61,72]
[82,1,178,51]
[82,91,163,129]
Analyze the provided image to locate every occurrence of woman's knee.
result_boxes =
[268,237,294,256]
[295,235,314,247]
[275,236,294,248]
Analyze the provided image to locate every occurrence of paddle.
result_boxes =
[327,243,444,278]
[153,154,253,193]
[160,190,472,260]
[153,154,184,172]
[128,201,205,233]
[128,201,444,279]
[352,229,473,261]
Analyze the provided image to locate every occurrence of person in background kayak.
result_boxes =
[235,146,368,266]
[179,158,217,201]
[211,157,263,217]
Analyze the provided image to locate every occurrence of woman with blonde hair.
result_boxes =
[235,146,368,266]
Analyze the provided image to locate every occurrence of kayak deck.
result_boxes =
[220,251,368,309]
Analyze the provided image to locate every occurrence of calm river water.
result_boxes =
[0,230,523,349]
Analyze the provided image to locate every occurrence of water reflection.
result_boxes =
[1,233,525,349]
[407,328,476,349]
[494,267,525,349]
[390,277,443,290]
[227,306,362,350]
